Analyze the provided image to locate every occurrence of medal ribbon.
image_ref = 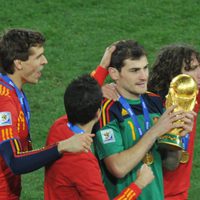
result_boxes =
[118,95,151,136]
[0,74,31,136]
[67,122,85,134]
[182,133,189,151]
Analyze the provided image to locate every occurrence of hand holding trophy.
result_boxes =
[158,74,198,159]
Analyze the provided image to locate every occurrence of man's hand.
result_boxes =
[102,83,119,101]
[179,110,196,136]
[134,164,154,189]
[149,105,194,138]
[99,45,116,69]
[57,133,95,153]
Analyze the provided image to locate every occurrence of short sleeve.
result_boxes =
[95,119,124,160]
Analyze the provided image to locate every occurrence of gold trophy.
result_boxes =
[158,74,198,151]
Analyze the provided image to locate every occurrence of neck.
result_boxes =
[7,73,23,90]
[116,86,140,100]
[75,119,96,134]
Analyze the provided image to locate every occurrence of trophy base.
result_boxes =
[157,133,183,150]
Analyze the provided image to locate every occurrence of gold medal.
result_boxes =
[180,150,189,164]
[143,152,154,165]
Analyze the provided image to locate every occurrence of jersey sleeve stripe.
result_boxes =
[115,188,136,200]
[101,100,115,127]
[0,138,60,174]
[13,139,21,153]
[11,139,58,158]
[102,100,111,126]
[114,183,141,200]
[9,128,13,138]
[6,128,10,139]
[106,101,113,124]
[1,129,6,140]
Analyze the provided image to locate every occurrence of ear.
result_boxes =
[13,59,23,70]
[108,67,120,81]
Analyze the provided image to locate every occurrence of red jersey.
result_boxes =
[44,116,109,200]
[163,91,200,200]
[44,116,141,200]
[0,78,30,200]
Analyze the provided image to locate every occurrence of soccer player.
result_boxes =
[44,74,155,200]
[148,44,200,200]
[93,40,195,199]
[0,28,94,200]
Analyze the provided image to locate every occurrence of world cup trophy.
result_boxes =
[157,74,198,150]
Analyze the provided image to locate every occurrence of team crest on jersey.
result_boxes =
[100,129,115,144]
[0,112,12,126]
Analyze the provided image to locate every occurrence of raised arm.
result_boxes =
[91,45,116,86]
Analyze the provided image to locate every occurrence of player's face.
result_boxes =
[181,55,200,89]
[20,46,48,84]
[116,56,149,99]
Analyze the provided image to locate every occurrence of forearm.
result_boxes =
[0,138,61,174]
[105,130,157,178]
[91,66,108,86]
[91,45,115,86]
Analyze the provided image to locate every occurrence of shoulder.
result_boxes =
[101,98,116,111]
[99,98,123,127]
[46,115,73,145]
[0,81,18,114]
[101,98,123,114]
[0,78,14,90]
[52,115,68,127]
[145,91,162,99]
[0,80,14,98]
[143,92,164,113]
[144,91,162,100]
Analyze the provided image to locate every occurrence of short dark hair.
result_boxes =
[110,40,146,71]
[148,44,199,98]
[64,74,103,125]
[0,28,45,74]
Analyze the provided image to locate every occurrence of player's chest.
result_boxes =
[119,113,160,146]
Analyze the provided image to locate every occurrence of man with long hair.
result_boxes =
[148,44,200,200]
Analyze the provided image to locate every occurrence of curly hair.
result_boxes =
[0,28,45,74]
[148,44,199,98]
[110,40,146,71]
